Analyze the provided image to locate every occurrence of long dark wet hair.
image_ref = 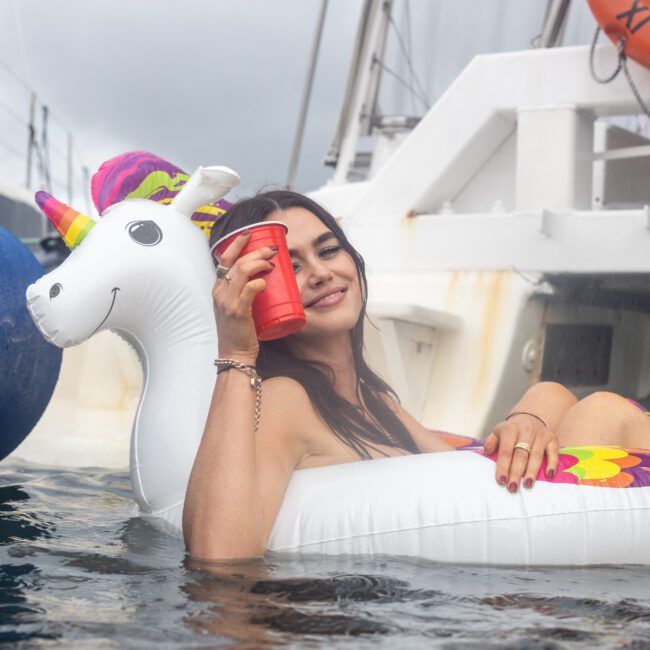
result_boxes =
[209,190,420,459]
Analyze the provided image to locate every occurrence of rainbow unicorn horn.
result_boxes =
[35,191,96,249]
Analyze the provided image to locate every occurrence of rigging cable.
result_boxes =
[0,53,30,92]
[0,137,24,159]
[0,52,90,198]
[0,97,28,126]
[403,0,417,115]
[0,54,74,137]
[372,55,428,110]
[387,11,430,110]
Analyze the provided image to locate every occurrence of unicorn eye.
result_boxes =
[127,220,162,246]
[49,283,62,299]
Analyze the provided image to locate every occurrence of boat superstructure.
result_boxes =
[308,2,650,437]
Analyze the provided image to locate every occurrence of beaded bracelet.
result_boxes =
[214,359,262,432]
[505,411,549,430]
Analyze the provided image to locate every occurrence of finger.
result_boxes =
[220,240,278,270]
[216,231,252,268]
[507,445,533,493]
[233,245,279,267]
[226,259,275,295]
[545,437,560,479]
[240,278,267,309]
[483,431,499,455]
[494,423,517,486]
[522,436,548,489]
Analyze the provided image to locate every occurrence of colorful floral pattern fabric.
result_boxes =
[436,432,650,488]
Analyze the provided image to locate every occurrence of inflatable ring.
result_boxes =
[269,436,650,565]
[24,152,650,566]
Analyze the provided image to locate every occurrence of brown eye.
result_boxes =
[127,220,162,246]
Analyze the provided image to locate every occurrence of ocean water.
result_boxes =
[0,460,649,649]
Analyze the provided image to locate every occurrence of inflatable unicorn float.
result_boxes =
[25,152,650,566]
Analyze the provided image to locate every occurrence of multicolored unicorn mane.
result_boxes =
[91,150,231,236]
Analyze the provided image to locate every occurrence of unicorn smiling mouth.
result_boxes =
[91,287,120,336]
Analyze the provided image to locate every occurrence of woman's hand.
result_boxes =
[483,414,559,492]
[212,231,277,364]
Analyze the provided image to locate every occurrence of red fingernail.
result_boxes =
[241,229,251,236]
[268,261,275,268]
[547,469,556,479]
[270,245,279,252]
[508,482,518,493]
[498,475,507,486]
[524,478,533,489]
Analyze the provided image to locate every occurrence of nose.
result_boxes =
[306,258,333,288]
[49,283,62,299]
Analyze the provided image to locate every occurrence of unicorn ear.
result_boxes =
[171,165,240,218]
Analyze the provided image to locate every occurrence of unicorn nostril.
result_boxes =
[49,283,62,299]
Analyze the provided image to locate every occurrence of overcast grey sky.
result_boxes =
[0,0,363,205]
[0,1,596,211]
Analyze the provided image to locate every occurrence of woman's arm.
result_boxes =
[183,374,307,560]
[183,232,302,560]
[484,381,577,491]
[183,369,262,559]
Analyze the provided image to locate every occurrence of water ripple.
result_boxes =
[0,459,648,648]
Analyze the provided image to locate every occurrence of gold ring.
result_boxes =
[514,442,532,455]
[216,265,232,284]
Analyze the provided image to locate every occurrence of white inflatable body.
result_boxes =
[270,452,650,565]
[153,450,650,566]
[25,154,650,566]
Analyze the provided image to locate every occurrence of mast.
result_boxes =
[324,0,393,183]
[286,0,329,190]
[540,0,572,48]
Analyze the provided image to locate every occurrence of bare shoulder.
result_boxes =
[259,376,317,441]
[262,375,310,400]
[262,376,312,416]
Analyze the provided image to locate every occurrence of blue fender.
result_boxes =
[0,227,62,460]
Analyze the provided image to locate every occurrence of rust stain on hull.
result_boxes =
[444,270,461,312]
[470,271,511,409]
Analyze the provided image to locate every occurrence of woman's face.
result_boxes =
[265,207,363,341]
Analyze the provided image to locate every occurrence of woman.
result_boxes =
[183,191,650,560]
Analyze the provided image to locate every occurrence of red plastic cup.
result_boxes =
[211,221,306,341]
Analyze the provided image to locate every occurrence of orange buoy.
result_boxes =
[588,0,650,68]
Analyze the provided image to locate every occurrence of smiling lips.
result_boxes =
[305,288,347,309]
